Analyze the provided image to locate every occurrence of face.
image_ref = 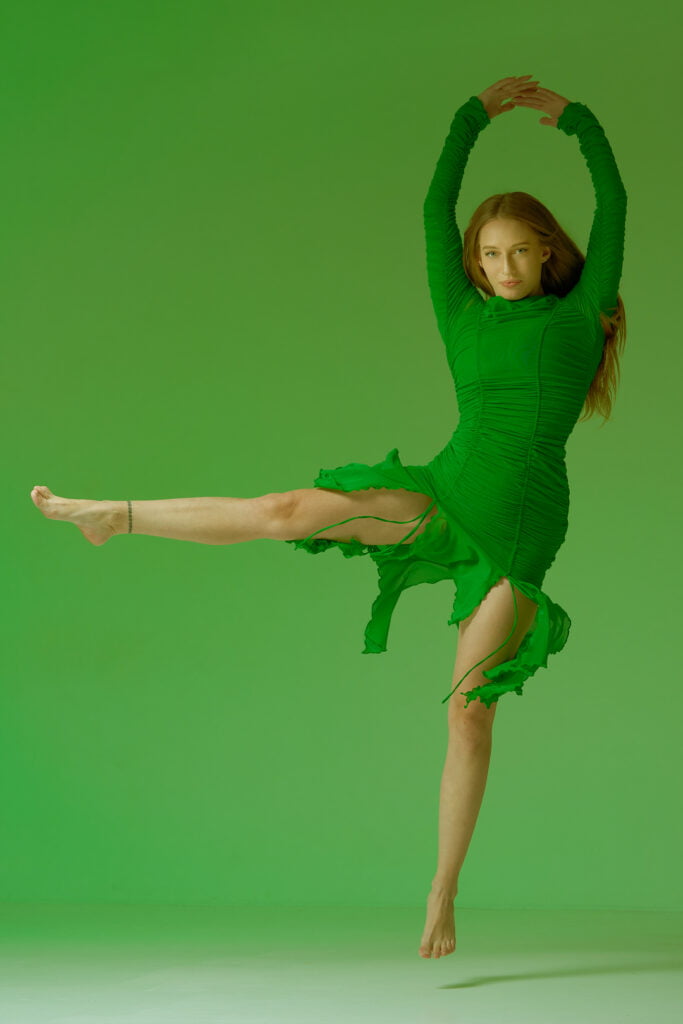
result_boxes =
[476,218,551,299]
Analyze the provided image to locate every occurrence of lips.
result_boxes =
[502,280,520,286]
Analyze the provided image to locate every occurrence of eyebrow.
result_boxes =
[480,241,531,250]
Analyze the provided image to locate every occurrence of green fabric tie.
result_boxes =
[298,498,437,550]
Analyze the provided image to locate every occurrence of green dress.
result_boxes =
[286,95,627,708]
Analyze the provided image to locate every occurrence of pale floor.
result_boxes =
[0,903,681,1023]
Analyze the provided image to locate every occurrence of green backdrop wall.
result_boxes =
[4,0,681,910]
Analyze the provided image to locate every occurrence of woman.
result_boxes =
[30,75,627,959]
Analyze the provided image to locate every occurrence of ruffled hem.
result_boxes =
[286,446,571,709]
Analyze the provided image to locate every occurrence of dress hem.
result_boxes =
[285,446,571,709]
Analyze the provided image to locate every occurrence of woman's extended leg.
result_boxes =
[29,485,438,548]
[419,578,539,960]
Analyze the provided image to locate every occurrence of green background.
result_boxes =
[4,0,681,911]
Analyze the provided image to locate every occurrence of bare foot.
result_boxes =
[419,885,456,959]
[30,485,121,546]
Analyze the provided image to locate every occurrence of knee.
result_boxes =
[447,688,498,737]
[261,490,300,538]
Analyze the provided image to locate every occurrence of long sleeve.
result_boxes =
[423,95,490,342]
[557,101,627,316]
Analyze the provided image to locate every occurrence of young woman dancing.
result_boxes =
[30,75,627,959]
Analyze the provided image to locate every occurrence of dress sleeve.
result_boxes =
[556,101,627,316]
[423,95,491,342]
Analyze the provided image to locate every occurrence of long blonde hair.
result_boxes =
[461,192,626,425]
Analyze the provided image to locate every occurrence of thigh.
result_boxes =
[448,578,539,728]
[283,486,439,546]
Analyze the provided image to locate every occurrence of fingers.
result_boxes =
[480,76,547,119]
[523,86,565,102]
[489,75,535,91]
[503,76,538,89]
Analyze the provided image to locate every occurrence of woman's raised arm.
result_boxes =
[423,76,540,341]
[515,86,627,316]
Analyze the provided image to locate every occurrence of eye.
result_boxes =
[484,248,528,258]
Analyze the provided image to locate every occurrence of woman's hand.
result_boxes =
[511,85,572,127]
[477,75,541,119]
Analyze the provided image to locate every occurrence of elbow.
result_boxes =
[423,179,442,212]
[423,190,441,219]
[615,178,628,204]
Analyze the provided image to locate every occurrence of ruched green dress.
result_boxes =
[286,94,627,708]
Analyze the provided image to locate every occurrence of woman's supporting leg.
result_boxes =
[431,719,496,901]
[419,578,539,959]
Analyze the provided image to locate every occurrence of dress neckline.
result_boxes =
[481,293,559,317]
